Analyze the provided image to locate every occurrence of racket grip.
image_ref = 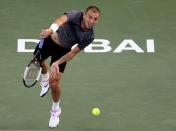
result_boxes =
[39,38,44,49]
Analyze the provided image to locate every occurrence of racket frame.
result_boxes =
[23,50,42,88]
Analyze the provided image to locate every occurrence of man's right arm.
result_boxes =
[53,15,68,27]
[40,15,68,38]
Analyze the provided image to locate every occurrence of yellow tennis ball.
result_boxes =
[92,107,101,116]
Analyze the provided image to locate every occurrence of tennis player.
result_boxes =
[34,6,100,128]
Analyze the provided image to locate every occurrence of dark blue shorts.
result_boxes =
[34,36,71,73]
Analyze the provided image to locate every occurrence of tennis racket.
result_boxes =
[23,50,42,87]
[23,39,44,88]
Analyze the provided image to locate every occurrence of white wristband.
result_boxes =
[50,23,59,32]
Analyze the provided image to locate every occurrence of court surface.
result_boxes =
[0,0,176,130]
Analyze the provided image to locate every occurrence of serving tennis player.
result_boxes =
[34,6,100,128]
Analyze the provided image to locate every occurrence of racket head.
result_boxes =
[23,60,42,88]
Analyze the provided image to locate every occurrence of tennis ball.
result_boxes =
[92,107,101,116]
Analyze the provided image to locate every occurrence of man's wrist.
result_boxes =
[49,23,59,32]
[53,61,60,66]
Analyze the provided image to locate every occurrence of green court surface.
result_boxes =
[0,0,176,130]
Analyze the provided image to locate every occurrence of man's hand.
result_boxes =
[40,29,53,38]
[49,62,60,81]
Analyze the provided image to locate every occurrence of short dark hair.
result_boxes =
[85,6,101,14]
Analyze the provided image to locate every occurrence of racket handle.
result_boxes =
[39,38,44,49]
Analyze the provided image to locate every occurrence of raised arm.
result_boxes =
[40,15,68,38]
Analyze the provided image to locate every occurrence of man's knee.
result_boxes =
[49,73,62,88]
[41,61,48,68]
[40,61,48,73]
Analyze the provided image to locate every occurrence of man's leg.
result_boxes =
[41,60,48,74]
[48,72,62,128]
[40,61,50,97]
[33,36,51,97]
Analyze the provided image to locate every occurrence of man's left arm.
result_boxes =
[55,46,80,65]
[49,46,81,79]
[54,38,93,65]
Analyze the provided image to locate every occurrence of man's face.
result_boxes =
[83,10,100,29]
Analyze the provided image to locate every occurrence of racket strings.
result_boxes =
[24,63,41,81]
[23,42,43,87]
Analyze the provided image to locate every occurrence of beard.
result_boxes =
[81,20,92,30]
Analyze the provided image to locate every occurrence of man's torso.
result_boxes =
[57,10,94,50]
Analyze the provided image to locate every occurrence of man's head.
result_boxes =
[82,6,100,29]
